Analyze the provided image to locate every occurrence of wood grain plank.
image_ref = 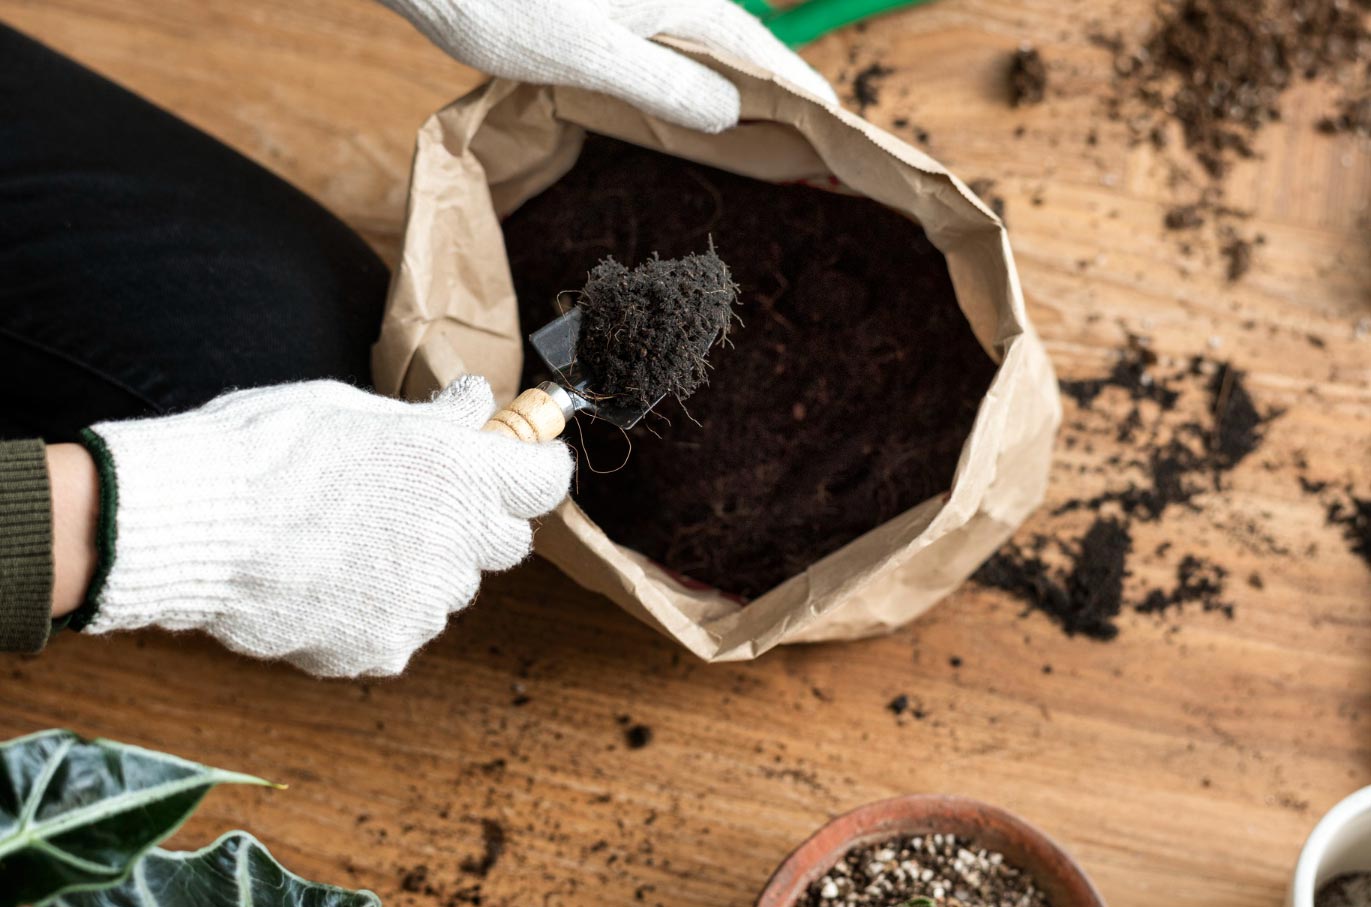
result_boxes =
[2,1,1369,906]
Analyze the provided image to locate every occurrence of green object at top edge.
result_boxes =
[733,0,936,48]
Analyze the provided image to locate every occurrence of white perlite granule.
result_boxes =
[797,833,1051,907]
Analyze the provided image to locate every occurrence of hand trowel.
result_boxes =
[482,248,737,443]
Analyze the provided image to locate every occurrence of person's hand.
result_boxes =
[377,0,838,133]
[75,377,572,677]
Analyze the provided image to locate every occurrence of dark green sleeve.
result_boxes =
[0,439,54,653]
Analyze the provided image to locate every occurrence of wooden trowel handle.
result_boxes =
[482,382,573,442]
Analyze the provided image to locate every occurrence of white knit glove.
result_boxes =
[76,377,572,678]
[376,0,837,132]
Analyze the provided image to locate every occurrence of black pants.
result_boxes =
[0,25,391,443]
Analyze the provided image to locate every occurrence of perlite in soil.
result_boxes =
[797,833,1051,907]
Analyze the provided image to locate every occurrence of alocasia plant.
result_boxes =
[43,832,381,907]
[0,730,379,907]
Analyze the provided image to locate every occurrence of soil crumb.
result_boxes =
[1328,494,1371,569]
[1009,46,1048,106]
[1136,554,1234,618]
[576,249,738,411]
[1164,204,1205,230]
[977,517,1131,640]
[1221,235,1253,281]
[459,819,506,877]
[851,62,894,112]
[1209,362,1269,469]
[400,865,432,894]
[624,724,653,749]
[504,135,995,598]
[796,833,1049,907]
[1319,94,1371,136]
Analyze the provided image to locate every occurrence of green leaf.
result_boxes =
[0,730,272,906]
[44,831,381,907]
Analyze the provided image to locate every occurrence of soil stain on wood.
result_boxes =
[503,135,995,598]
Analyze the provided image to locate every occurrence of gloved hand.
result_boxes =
[76,377,572,678]
[376,0,838,133]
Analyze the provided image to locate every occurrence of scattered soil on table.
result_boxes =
[1220,233,1258,282]
[1009,46,1048,106]
[1164,204,1205,230]
[401,865,434,895]
[976,340,1274,639]
[891,117,932,143]
[1317,871,1371,907]
[1136,554,1235,619]
[978,518,1133,640]
[1099,0,1371,278]
[1328,494,1371,569]
[503,135,996,598]
[1319,94,1371,135]
[1292,447,1371,570]
[852,63,895,113]
[1107,0,1371,179]
[574,249,738,412]
[796,833,1050,907]
[458,819,505,877]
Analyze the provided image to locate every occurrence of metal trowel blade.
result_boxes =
[528,306,665,430]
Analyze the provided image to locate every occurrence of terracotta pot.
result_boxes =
[756,795,1106,907]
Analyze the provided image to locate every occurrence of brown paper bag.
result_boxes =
[373,42,1060,662]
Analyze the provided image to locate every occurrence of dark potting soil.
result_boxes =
[1102,0,1371,278]
[1109,0,1371,179]
[1328,494,1371,569]
[795,833,1050,907]
[977,344,1267,639]
[503,135,996,598]
[1317,871,1371,907]
[852,62,894,112]
[1136,554,1235,619]
[1008,47,1048,107]
[459,819,506,877]
[575,249,738,411]
[1319,94,1371,136]
[977,518,1132,640]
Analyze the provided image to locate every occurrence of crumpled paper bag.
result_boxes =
[373,41,1060,662]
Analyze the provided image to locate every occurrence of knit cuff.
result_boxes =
[0,439,55,653]
[69,429,119,632]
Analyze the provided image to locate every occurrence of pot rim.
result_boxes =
[1290,785,1371,907]
[755,794,1106,907]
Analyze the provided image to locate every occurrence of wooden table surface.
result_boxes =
[3,2,1369,906]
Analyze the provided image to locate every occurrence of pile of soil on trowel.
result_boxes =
[502,135,997,599]
[576,249,738,412]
